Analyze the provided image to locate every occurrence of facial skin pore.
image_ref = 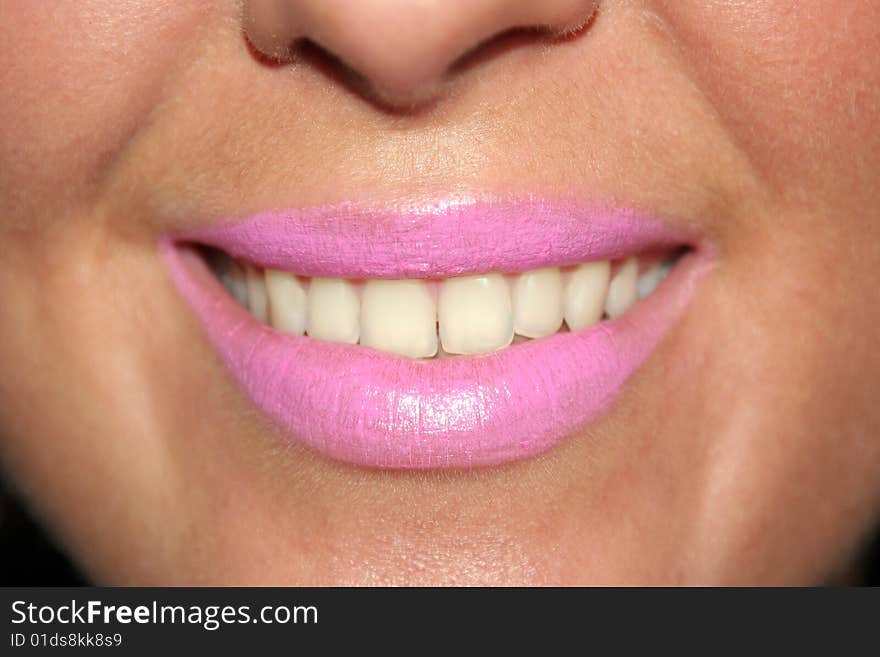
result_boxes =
[0,0,878,584]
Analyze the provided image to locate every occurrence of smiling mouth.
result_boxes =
[204,247,681,359]
[161,198,712,469]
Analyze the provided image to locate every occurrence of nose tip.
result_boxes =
[243,0,599,105]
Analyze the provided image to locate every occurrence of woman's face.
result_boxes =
[1,0,878,584]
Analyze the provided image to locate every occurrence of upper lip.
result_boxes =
[173,196,697,278]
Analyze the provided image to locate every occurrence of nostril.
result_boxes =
[449,21,591,77]
[243,30,289,67]
[242,0,601,110]
[243,29,380,101]
[244,29,445,112]
[292,38,373,96]
[244,27,594,113]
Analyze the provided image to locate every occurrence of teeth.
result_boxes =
[563,260,610,331]
[266,270,308,336]
[604,257,639,319]
[439,274,514,355]
[211,250,682,357]
[512,267,564,338]
[637,260,672,300]
[360,280,438,358]
[215,254,249,309]
[306,278,360,344]
[245,264,269,323]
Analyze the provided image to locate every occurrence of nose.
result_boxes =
[243,0,598,104]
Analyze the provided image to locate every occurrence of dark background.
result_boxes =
[2,478,879,586]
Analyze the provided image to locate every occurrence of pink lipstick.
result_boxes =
[161,199,711,469]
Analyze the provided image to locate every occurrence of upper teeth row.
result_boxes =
[217,257,672,358]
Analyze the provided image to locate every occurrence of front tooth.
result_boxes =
[245,264,269,323]
[265,270,308,335]
[512,267,564,338]
[360,280,437,358]
[637,262,669,300]
[306,278,360,344]
[564,260,610,331]
[439,274,513,355]
[604,257,639,318]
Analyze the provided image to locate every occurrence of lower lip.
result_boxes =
[160,201,712,469]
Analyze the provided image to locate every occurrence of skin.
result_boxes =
[0,0,878,585]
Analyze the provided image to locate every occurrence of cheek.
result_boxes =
[0,1,210,220]
[653,0,880,204]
